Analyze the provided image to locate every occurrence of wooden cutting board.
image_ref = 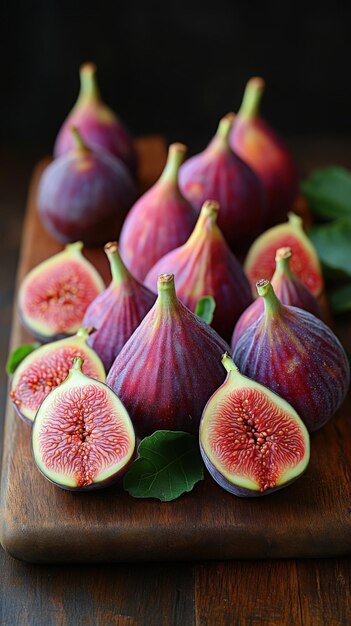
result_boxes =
[1,137,351,563]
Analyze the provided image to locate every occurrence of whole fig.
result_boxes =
[232,279,350,432]
[39,128,137,246]
[54,62,137,175]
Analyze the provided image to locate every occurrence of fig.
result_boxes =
[200,353,310,496]
[230,77,298,226]
[178,113,266,251]
[144,200,253,342]
[232,280,350,432]
[119,143,197,281]
[32,356,135,490]
[82,241,156,371]
[54,62,137,175]
[38,128,137,246]
[244,212,324,297]
[232,246,322,345]
[10,328,105,424]
[106,273,230,437]
[18,242,105,341]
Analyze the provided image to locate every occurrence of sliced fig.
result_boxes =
[32,356,135,490]
[18,242,104,341]
[200,353,310,497]
[244,212,324,297]
[10,328,105,424]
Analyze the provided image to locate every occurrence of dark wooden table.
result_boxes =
[1,138,350,626]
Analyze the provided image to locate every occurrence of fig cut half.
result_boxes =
[32,356,135,490]
[199,353,310,497]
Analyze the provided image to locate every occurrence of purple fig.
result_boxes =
[39,128,137,246]
[232,279,350,432]
[32,356,135,490]
[106,273,230,437]
[230,77,298,227]
[144,200,253,342]
[54,62,137,175]
[119,143,197,280]
[200,353,310,497]
[232,246,322,345]
[178,113,266,251]
[82,242,156,371]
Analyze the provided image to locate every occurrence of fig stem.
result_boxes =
[274,247,294,278]
[256,279,282,314]
[71,127,90,152]
[221,352,239,373]
[159,143,187,184]
[77,327,96,339]
[78,62,101,103]
[212,113,235,151]
[238,77,265,119]
[157,273,177,307]
[65,241,84,254]
[288,212,304,230]
[186,200,219,247]
[72,356,84,371]
[104,242,130,285]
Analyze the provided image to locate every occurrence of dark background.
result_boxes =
[1,1,351,154]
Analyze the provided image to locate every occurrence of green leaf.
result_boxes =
[123,430,204,502]
[301,166,351,220]
[329,282,351,314]
[308,219,351,276]
[6,343,40,375]
[195,296,216,324]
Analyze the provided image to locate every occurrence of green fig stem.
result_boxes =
[221,353,239,373]
[238,77,265,119]
[256,279,282,315]
[65,241,84,254]
[71,127,90,153]
[78,62,101,102]
[159,143,187,184]
[157,273,178,308]
[288,212,304,231]
[274,247,294,278]
[186,200,219,246]
[212,113,235,151]
[77,327,96,339]
[104,242,130,285]
[72,356,84,371]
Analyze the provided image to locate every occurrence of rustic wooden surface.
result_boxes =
[0,137,351,624]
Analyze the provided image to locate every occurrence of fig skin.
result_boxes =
[232,280,350,432]
[244,212,324,297]
[144,200,253,342]
[178,113,266,252]
[119,143,197,281]
[18,242,105,342]
[10,327,105,425]
[32,356,136,491]
[232,246,322,346]
[230,77,298,227]
[39,129,137,246]
[200,354,310,497]
[82,242,156,371]
[106,273,230,437]
[54,62,137,176]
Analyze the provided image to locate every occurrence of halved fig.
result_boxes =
[18,242,104,341]
[10,327,105,424]
[32,356,135,490]
[199,353,310,497]
[244,212,324,297]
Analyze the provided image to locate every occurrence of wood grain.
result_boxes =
[1,137,351,564]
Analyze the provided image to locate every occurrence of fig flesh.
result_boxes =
[54,62,137,175]
[32,356,135,490]
[230,77,298,227]
[244,212,324,297]
[82,242,156,371]
[200,353,310,496]
[39,128,137,246]
[232,246,322,345]
[179,113,266,251]
[18,242,105,341]
[119,143,197,281]
[107,273,230,437]
[10,328,105,424]
[144,200,253,342]
[232,280,350,432]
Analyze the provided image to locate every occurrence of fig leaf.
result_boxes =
[302,166,351,220]
[329,282,351,313]
[123,430,204,502]
[308,219,351,275]
[6,343,41,375]
[195,296,216,325]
